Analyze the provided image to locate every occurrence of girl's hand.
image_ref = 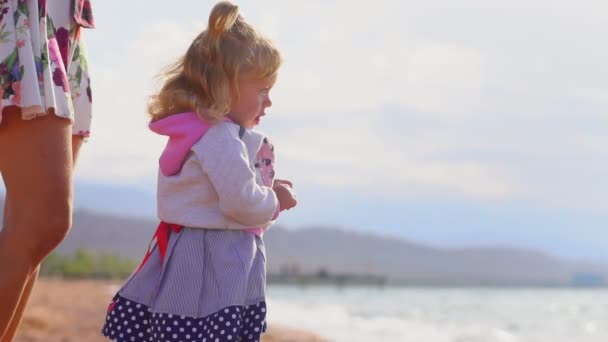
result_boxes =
[273,183,297,211]
[274,179,293,188]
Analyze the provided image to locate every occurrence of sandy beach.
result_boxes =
[14,278,326,342]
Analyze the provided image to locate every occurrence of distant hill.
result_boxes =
[262,225,608,286]
[1,198,607,286]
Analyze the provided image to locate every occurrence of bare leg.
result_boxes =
[0,266,40,342]
[0,133,85,342]
[0,107,74,340]
[71,135,85,166]
[0,197,37,342]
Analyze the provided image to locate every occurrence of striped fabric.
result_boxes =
[118,227,266,319]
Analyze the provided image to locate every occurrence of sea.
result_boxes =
[265,285,608,342]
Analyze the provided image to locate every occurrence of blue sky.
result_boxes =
[8,1,608,261]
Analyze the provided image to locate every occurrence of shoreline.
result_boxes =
[14,278,326,342]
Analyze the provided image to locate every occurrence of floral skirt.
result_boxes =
[0,0,94,137]
[102,223,269,342]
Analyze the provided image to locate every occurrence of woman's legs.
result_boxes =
[0,266,40,342]
[0,197,38,342]
[0,107,74,340]
[0,134,85,342]
[72,135,85,165]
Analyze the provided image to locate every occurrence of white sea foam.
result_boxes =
[266,285,608,342]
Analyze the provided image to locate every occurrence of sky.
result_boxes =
[10,0,608,261]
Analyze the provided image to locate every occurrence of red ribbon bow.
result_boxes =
[135,221,182,274]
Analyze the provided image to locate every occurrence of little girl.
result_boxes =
[101,2,297,342]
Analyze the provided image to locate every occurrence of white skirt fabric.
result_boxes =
[0,0,94,136]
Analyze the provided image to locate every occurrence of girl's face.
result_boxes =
[228,74,275,129]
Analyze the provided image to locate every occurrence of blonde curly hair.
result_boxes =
[148,1,282,123]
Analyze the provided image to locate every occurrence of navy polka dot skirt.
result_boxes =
[102,225,268,342]
[102,294,267,342]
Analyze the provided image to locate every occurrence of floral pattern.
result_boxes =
[0,0,94,137]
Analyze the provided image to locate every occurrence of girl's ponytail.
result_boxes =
[148,1,281,123]
[207,2,241,68]
[208,2,240,40]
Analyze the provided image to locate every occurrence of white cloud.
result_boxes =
[270,115,521,200]
[75,0,607,211]
[250,0,608,121]
[397,43,487,115]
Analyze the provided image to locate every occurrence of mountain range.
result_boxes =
[2,197,604,287]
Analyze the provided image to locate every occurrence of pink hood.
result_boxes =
[149,112,215,176]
